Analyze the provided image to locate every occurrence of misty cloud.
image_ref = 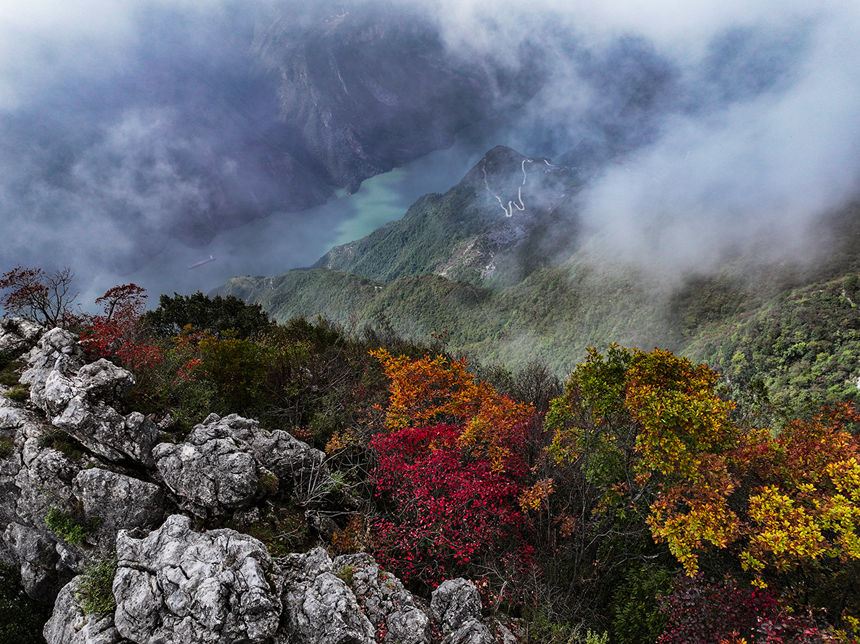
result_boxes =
[574,5,860,273]
[0,0,315,296]
[1,0,858,305]
[422,0,860,273]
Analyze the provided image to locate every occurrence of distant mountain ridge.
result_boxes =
[218,145,860,412]
[312,146,581,287]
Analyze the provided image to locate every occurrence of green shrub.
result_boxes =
[4,385,28,403]
[336,564,356,587]
[0,359,21,387]
[45,506,98,547]
[75,555,117,615]
[143,291,273,339]
[226,503,310,557]
[0,436,12,459]
[38,428,86,460]
[610,566,674,644]
[524,609,609,644]
[258,471,280,497]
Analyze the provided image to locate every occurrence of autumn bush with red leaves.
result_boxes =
[370,423,534,593]
[657,574,828,644]
[367,350,538,599]
[79,284,162,370]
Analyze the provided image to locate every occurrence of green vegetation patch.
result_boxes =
[143,291,274,339]
[75,555,117,616]
[45,506,99,547]
[3,384,29,403]
[336,564,356,587]
[225,503,311,558]
[38,427,87,460]
[0,358,22,387]
[0,435,13,459]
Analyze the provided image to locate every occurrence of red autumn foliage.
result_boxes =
[657,575,828,644]
[370,423,534,595]
[80,284,162,370]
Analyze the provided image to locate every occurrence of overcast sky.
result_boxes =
[1,0,857,307]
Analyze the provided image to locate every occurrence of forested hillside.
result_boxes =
[219,149,859,418]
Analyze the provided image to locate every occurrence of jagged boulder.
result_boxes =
[21,328,85,412]
[182,413,326,480]
[19,333,158,466]
[0,395,84,598]
[251,426,327,482]
[0,397,27,528]
[152,425,261,518]
[43,359,133,416]
[72,468,164,552]
[48,360,159,465]
[14,421,82,529]
[277,547,376,644]
[112,514,281,644]
[153,413,328,518]
[3,522,64,598]
[441,620,499,644]
[0,316,43,359]
[333,552,431,644]
[43,577,127,644]
[432,579,484,633]
[432,579,496,644]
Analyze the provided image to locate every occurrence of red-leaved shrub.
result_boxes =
[657,575,829,643]
[371,423,534,595]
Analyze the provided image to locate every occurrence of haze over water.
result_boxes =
[109,141,485,307]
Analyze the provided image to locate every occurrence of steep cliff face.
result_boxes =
[254,4,540,194]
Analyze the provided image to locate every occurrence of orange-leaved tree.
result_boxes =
[369,349,538,595]
[370,348,534,470]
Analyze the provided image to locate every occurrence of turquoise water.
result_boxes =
[102,141,485,304]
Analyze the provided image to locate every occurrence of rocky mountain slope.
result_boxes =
[312,146,581,287]
[0,319,516,643]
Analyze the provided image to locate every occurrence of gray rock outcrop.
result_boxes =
[0,397,27,527]
[277,547,376,644]
[72,468,164,551]
[112,514,282,644]
[43,577,127,644]
[0,393,83,597]
[153,413,328,518]
[0,316,43,359]
[0,352,163,601]
[333,552,431,644]
[441,620,498,644]
[152,418,262,518]
[17,329,158,467]
[432,579,496,644]
[3,521,65,597]
[432,579,485,634]
[46,359,159,465]
[41,514,517,644]
[21,328,85,411]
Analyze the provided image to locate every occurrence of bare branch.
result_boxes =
[0,265,78,327]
